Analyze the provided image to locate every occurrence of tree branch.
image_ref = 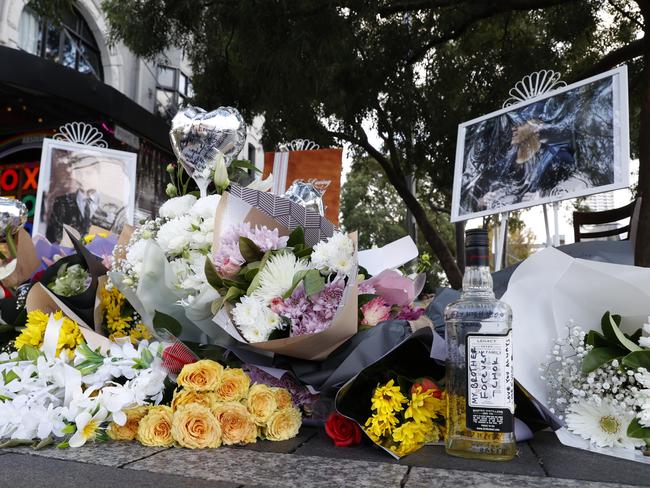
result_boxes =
[576,37,645,80]
[402,0,580,65]
[426,200,451,214]
[607,0,644,30]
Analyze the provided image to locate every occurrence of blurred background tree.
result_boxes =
[59,0,646,287]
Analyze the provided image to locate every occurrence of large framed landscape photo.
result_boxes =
[451,66,630,222]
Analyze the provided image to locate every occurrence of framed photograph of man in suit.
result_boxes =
[34,139,137,243]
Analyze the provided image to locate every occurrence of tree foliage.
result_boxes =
[97,0,646,286]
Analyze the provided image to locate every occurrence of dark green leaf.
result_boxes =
[222,277,248,289]
[204,258,224,290]
[224,286,245,303]
[34,437,54,450]
[153,311,182,337]
[294,246,314,259]
[230,159,262,173]
[627,418,650,439]
[239,236,263,263]
[585,330,611,348]
[627,328,643,345]
[303,269,326,296]
[601,312,641,352]
[581,347,624,373]
[287,227,305,247]
[622,350,650,371]
[17,345,40,361]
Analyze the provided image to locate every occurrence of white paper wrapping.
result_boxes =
[502,247,650,463]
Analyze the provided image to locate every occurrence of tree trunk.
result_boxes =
[635,4,650,266]
[388,170,464,289]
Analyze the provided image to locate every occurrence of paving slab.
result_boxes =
[0,453,239,488]
[406,466,640,488]
[235,426,318,454]
[2,441,168,467]
[530,431,650,486]
[125,446,409,488]
[295,430,546,477]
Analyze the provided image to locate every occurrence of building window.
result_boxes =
[18,6,103,80]
[156,65,193,118]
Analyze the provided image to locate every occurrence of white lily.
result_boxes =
[68,407,108,448]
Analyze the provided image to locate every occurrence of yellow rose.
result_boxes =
[264,407,302,441]
[107,406,149,441]
[212,402,258,445]
[214,368,250,402]
[137,406,174,447]
[247,384,278,426]
[273,387,293,410]
[171,389,216,412]
[177,360,224,391]
[172,404,221,449]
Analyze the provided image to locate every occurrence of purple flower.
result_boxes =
[213,223,289,276]
[243,364,319,415]
[277,279,346,337]
[396,304,425,321]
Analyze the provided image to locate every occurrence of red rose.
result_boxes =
[410,377,443,398]
[325,412,362,447]
[162,343,197,374]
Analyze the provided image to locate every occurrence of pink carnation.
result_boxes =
[361,297,392,327]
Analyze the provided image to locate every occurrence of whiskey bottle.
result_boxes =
[444,228,515,461]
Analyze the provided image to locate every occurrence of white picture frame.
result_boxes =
[34,138,137,242]
[451,65,630,222]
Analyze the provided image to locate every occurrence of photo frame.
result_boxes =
[33,138,137,242]
[451,66,630,222]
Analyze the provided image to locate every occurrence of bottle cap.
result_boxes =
[465,228,489,267]
[465,228,488,248]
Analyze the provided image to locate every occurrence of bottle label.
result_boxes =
[466,332,514,433]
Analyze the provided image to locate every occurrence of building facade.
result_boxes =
[0,0,263,224]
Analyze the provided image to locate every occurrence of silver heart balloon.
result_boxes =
[169,106,247,185]
[283,180,325,216]
[0,197,27,239]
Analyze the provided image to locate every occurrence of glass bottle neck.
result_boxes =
[461,265,494,298]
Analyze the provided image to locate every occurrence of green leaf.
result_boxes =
[287,227,305,247]
[17,345,40,361]
[303,269,326,296]
[56,441,70,449]
[224,286,245,303]
[601,312,641,352]
[627,328,643,345]
[2,369,18,385]
[247,251,271,295]
[230,159,262,173]
[34,437,54,450]
[62,424,76,435]
[581,347,624,373]
[153,311,182,337]
[239,236,263,263]
[585,330,611,348]
[282,269,310,298]
[622,350,650,371]
[204,258,224,290]
[627,418,650,439]
[211,296,226,314]
[294,246,314,259]
[0,439,34,448]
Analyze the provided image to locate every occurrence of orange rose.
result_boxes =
[214,368,250,402]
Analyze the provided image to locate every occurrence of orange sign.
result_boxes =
[263,148,343,225]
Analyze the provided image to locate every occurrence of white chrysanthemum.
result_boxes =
[155,215,193,255]
[310,232,355,277]
[565,398,644,449]
[252,253,309,304]
[231,296,282,343]
[190,194,221,220]
[158,194,197,219]
[125,239,149,276]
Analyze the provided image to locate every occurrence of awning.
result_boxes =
[0,46,171,152]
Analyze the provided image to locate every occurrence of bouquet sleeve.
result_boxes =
[1,228,40,288]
